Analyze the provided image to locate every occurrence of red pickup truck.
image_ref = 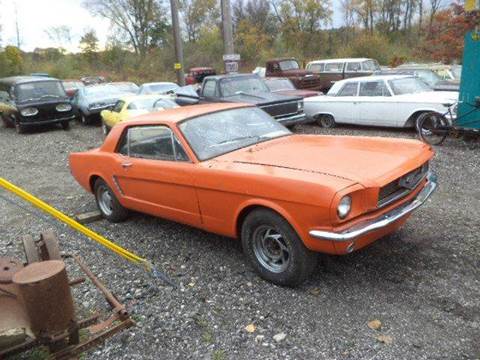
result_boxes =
[265,58,322,91]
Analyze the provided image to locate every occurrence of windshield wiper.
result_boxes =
[213,135,260,146]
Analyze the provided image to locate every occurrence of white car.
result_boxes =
[138,82,180,95]
[304,75,458,128]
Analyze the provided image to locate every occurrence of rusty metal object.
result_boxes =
[13,260,75,336]
[0,231,134,359]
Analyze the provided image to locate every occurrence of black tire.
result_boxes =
[316,114,336,128]
[241,208,317,287]
[80,112,90,125]
[101,121,110,136]
[61,121,70,130]
[94,178,129,222]
[416,112,448,145]
[15,121,25,134]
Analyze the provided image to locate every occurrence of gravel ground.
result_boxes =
[0,121,479,360]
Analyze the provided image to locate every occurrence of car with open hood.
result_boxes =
[69,102,437,286]
[72,84,125,125]
[100,94,178,135]
[304,75,458,128]
[0,76,76,133]
[196,73,307,126]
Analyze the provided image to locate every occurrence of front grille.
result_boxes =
[22,103,74,122]
[259,101,299,119]
[299,76,322,89]
[378,162,429,208]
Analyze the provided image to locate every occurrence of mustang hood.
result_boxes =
[220,135,433,187]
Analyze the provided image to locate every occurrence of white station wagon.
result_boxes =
[304,75,458,128]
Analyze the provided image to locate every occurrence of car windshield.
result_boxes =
[15,81,66,102]
[362,60,380,71]
[84,85,122,98]
[146,83,179,94]
[414,70,442,86]
[128,98,178,110]
[265,79,295,91]
[179,107,291,161]
[220,77,269,97]
[388,77,432,95]
[279,60,300,71]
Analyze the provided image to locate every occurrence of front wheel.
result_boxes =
[241,209,317,287]
[316,114,336,128]
[416,112,448,145]
[80,113,90,125]
[61,121,70,130]
[94,178,129,222]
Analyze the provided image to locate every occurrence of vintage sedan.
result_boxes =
[304,75,458,128]
[100,94,178,135]
[69,103,437,286]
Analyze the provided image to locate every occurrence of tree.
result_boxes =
[3,46,23,75]
[83,0,169,59]
[45,25,72,50]
[80,29,99,63]
[179,0,219,42]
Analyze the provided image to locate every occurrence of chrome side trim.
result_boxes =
[309,172,437,242]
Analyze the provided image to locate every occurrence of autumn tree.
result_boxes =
[80,29,99,63]
[83,0,168,59]
[179,0,220,42]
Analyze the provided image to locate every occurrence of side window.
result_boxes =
[117,125,189,162]
[324,63,344,72]
[113,100,124,112]
[203,80,217,97]
[359,81,390,97]
[337,82,358,96]
[346,62,361,72]
[309,63,324,72]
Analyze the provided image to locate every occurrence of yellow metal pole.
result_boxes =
[0,177,152,271]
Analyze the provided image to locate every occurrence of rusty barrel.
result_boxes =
[12,260,75,336]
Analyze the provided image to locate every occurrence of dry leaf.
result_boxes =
[368,319,382,330]
[245,324,256,333]
[376,335,393,345]
[309,287,321,296]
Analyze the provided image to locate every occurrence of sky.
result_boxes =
[0,0,344,53]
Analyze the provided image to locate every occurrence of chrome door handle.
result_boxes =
[121,162,132,168]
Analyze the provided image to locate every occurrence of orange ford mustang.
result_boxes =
[69,103,437,286]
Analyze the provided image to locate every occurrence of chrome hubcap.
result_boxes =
[253,226,290,273]
[97,185,113,216]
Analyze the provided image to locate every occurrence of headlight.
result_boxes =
[337,196,352,219]
[56,103,72,112]
[20,107,38,117]
[297,101,304,111]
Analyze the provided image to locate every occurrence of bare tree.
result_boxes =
[179,0,219,42]
[83,0,167,58]
[428,0,443,30]
[45,25,72,50]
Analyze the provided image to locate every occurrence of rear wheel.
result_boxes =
[94,178,129,222]
[316,114,336,128]
[80,112,90,125]
[416,112,448,145]
[241,209,317,287]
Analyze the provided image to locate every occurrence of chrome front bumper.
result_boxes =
[277,113,308,126]
[309,172,438,242]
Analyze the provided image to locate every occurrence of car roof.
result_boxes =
[308,58,373,64]
[268,58,298,62]
[0,76,59,86]
[115,102,251,128]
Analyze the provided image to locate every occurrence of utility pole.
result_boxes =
[221,0,234,55]
[14,3,21,49]
[169,0,185,85]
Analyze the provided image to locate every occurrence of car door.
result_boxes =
[112,124,202,226]
[355,80,396,126]
[328,81,358,124]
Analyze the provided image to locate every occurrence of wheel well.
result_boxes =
[236,205,289,239]
[406,111,431,127]
[89,175,100,192]
[313,113,333,120]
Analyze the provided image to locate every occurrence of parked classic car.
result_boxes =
[62,79,84,98]
[138,82,180,95]
[387,66,460,91]
[72,84,124,124]
[197,73,307,126]
[108,82,139,95]
[69,102,437,286]
[304,75,458,128]
[100,94,178,135]
[185,67,216,85]
[0,76,76,133]
[81,76,106,85]
[306,58,380,93]
[265,58,322,91]
[264,77,321,98]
